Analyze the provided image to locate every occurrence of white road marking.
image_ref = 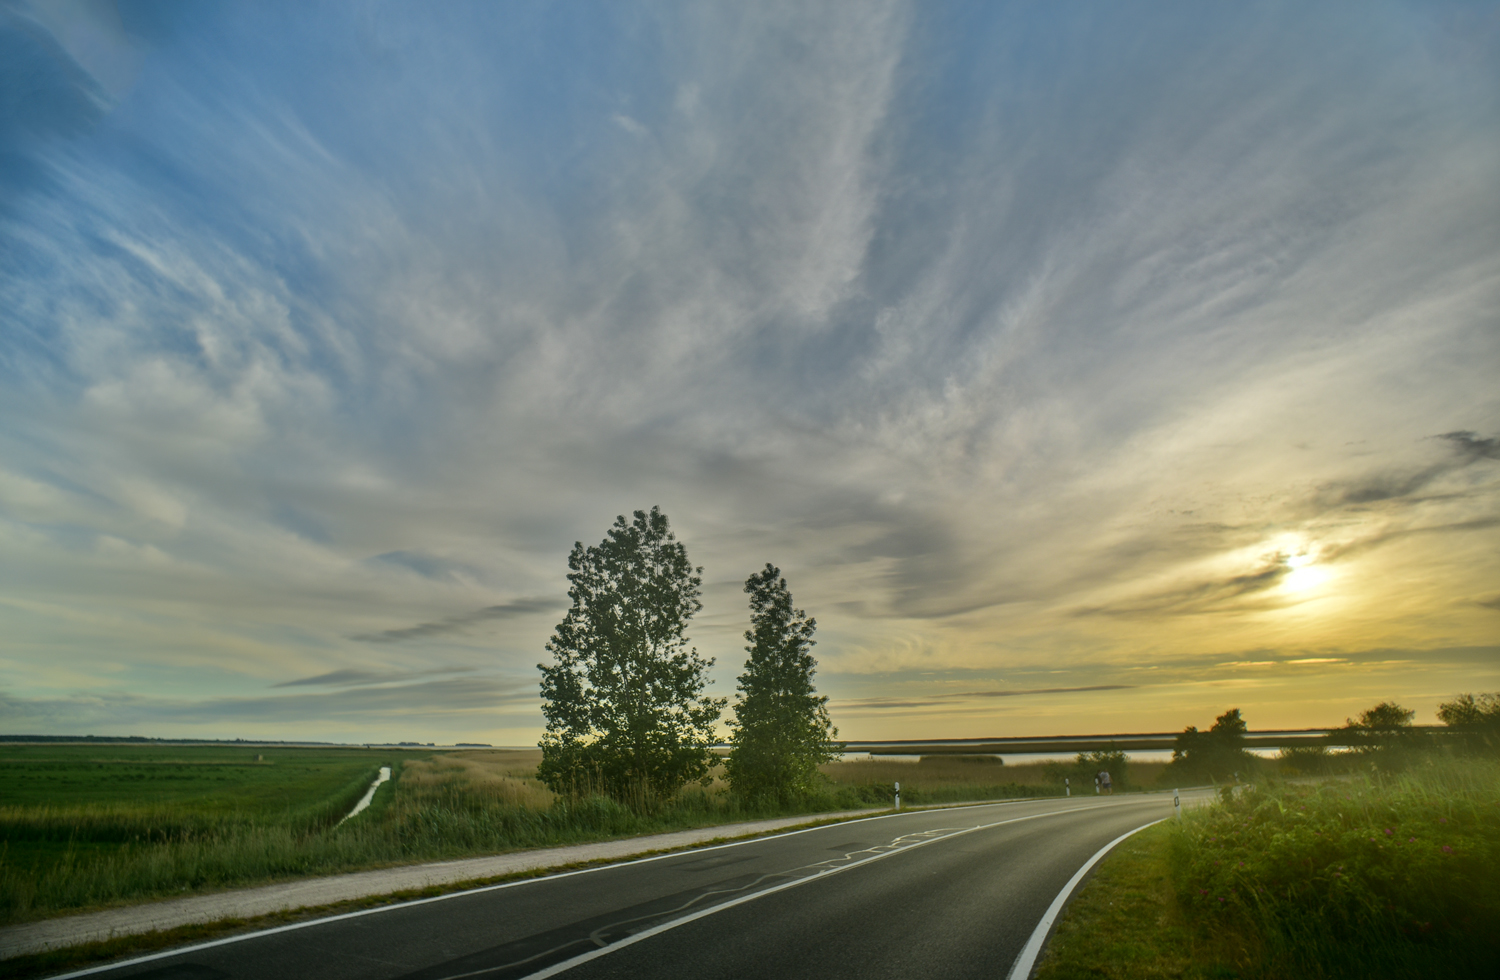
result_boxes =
[512,803,1138,980]
[42,796,1155,980]
[1004,818,1166,980]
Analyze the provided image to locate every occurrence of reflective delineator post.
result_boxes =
[894,780,901,811]
[1174,789,1182,820]
[1065,777,1070,797]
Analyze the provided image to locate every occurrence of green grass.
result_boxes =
[0,746,1143,928]
[0,745,404,924]
[0,744,391,815]
[817,756,1168,807]
[0,747,848,925]
[1037,757,1500,979]
[1035,822,1257,980]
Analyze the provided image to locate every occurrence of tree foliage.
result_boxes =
[1438,692,1500,754]
[724,564,839,805]
[536,507,725,805]
[1340,700,1418,764]
[1166,707,1255,783]
[1076,748,1130,791]
[1437,692,1500,727]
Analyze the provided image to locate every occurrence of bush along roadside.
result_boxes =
[1168,758,1500,979]
[1036,758,1499,980]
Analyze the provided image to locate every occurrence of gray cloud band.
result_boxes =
[834,684,1134,710]
[351,598,563,643]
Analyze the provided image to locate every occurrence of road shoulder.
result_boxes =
[1031,820,1256,980]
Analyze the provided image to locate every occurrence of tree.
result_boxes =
[1166,708,1255,783]
[1437,692,1500,753]
[724,564,840,805]
[536,507,726,805]
[1341,701,1415,753]
[1070,747,1130,792]
[1351,702,1415,730]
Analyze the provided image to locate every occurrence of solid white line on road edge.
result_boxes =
[514,802,1148,980]
[37,796,1150,980]
[1004,817,1167,980]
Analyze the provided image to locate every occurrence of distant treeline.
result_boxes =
[0,735,337,745]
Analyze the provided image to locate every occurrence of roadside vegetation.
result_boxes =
[2,738,1155,926]
[1038,696,1500,980]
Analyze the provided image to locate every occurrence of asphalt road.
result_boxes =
[61,793,1192,980]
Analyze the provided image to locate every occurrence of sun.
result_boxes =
[1281,552,1330,593]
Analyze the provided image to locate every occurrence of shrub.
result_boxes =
[1169,758,1500,978]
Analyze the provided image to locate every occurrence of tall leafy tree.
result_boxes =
[537,507,725,805]
[725,564,839,805]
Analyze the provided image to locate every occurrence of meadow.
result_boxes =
[0,744,394,924]
[0,744,1159,925]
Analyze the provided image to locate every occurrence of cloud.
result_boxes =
[1,2,1496,738]
[350,598,564,644]
[1315,518,1500,564]
[367,551,481,582]
[1324,430,1500,506]
[0,675,538,746]
[0,3,110,201]
[1073,560,1292,618]
[273,666,473,688]
[1437,430,1500,462]
[834,685,1134,710]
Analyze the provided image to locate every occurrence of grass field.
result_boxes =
[818,756,1168,806]
[0,744,400,925]
[1037,757,1500,979]
[0,744,1161,926]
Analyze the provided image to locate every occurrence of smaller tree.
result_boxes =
[1341,701,1415,753]
[1437,692,1500,754]
[725,564,840,806]
[1166,708,1255,783]
[1071,747,1129,792]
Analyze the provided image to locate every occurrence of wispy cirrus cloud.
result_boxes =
[834,685,1134,711]
[273,665,475,688]
[1,1,1496,741]
[349,598,564,644]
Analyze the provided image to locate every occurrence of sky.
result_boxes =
[2,0,1498,746]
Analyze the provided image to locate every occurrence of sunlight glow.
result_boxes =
[1282,559,1330,593]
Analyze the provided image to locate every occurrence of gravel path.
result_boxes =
[0,809,877,960]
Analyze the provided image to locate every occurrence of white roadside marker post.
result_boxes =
[1065,777,1070,797]
[894,780,901,811]
[1174,789,1181,820]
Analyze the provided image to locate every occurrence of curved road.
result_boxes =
[59,792,1199,980]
